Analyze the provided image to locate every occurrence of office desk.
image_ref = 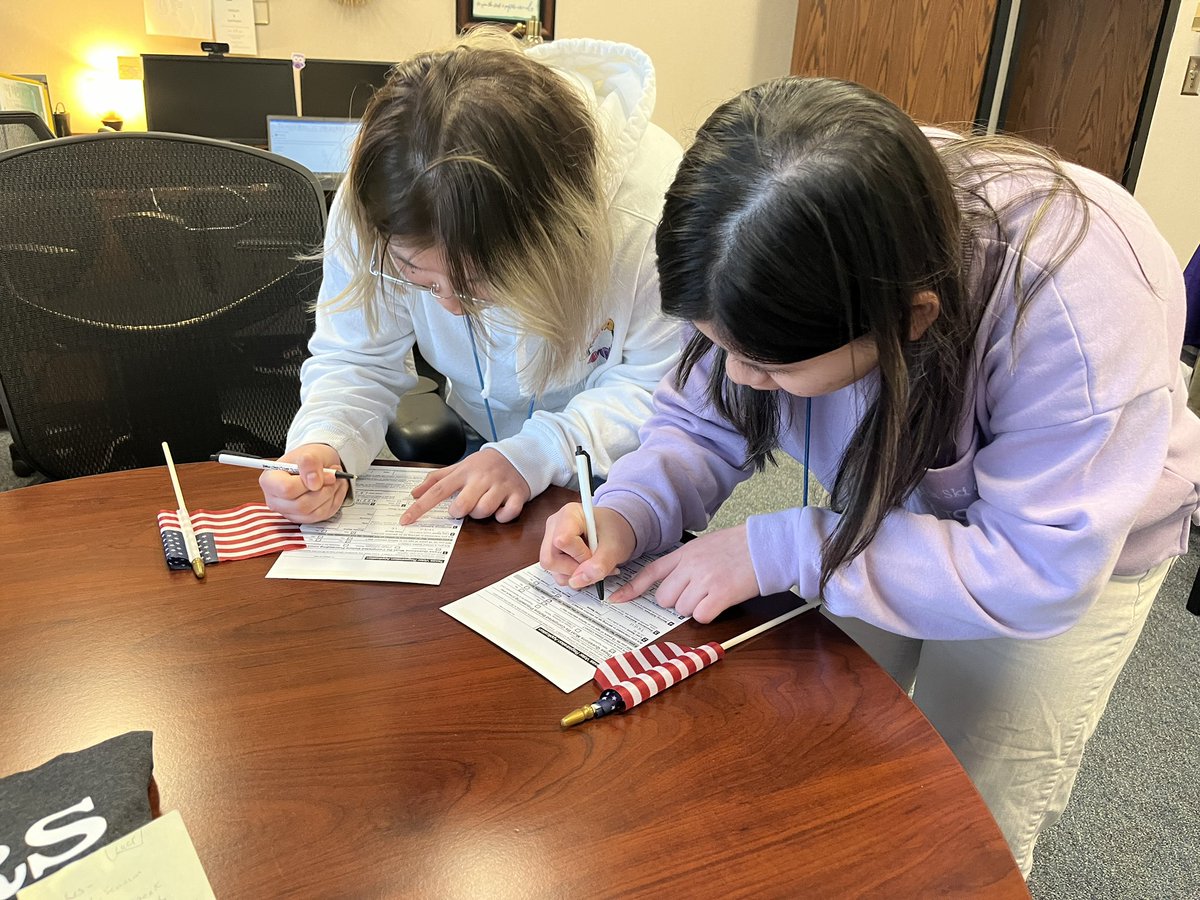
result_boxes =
[0,464,1028,897]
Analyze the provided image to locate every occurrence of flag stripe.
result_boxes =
[158,516,301,545]
[595,640,725,710]
[158,504,304,568]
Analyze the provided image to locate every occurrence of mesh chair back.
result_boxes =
[0,133,325,479]
[0,111,55,151]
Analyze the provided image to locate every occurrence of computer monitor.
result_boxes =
[142,55,296,146]
[299,60,394,119]
[267,116,362,189]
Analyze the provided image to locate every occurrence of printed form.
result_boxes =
[443,554,688,692]
[266,466,462,584]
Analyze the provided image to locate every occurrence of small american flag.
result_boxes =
[157,503,305,570]
[594,641,725,710]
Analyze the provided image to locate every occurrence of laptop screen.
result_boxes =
[266,116,362,178]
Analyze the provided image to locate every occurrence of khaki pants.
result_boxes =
[824,556,1171,877]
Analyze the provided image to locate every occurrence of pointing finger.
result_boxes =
[401,476,461,524]
[609,553,677,604]
[410,467,450,499]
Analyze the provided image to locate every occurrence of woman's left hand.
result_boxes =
[608,524,761,623]
[401,448,532,524]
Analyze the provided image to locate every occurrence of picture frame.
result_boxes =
[456,0,555,40]
[0,73,54,131]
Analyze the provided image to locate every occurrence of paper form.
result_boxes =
[442,554,688,692]
[213,0,258,55]
[266,466,463,584]
[16,810,215,900]
[143,0,212,39]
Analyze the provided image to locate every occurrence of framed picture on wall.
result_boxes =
[456,0,555,40]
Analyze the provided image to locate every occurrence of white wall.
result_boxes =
[1135,4,1200,266]
[5,0,797,142]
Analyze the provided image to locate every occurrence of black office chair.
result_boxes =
[0,132,325,479]
[0,111,54,151]
[386,373,467,464]
[0,111,55,448]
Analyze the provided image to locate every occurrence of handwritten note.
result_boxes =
[472,0,539,22]
[17,811,215,900]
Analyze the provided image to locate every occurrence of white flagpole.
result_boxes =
[720,597,821,651]
[162,441,206,580]
[561,597,821,728]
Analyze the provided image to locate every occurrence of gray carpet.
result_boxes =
[3,436,1196,895]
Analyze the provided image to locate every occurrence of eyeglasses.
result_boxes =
[369,241,484,307]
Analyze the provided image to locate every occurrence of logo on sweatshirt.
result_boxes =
[587,319,615,365]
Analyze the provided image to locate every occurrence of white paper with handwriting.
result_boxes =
[17,810,214,900]
[442,553,688,692]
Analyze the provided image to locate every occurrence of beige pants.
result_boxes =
[824,556,1172,877]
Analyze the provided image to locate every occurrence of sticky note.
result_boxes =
[116,57,144,80]
[17,810,215,900]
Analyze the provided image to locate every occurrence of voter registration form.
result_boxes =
[267,465,463,584]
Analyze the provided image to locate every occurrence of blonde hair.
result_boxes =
[326,26,612,392]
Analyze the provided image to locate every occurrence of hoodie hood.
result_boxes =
[526,38,656,203]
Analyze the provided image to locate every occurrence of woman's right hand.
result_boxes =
[259,443,350,523]
[540,503,637,591]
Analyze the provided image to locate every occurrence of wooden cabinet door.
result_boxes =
[790,0,1002,125]
[1001,0,1169,183]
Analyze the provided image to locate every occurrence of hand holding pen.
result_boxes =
[212,449,355,480]
[539,459,637,598]
[574,447,605,602]
[254,443,352,524]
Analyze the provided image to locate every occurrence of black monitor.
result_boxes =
[299,60,394,119]
[142,55,296,146]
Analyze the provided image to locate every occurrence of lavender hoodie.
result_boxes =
[595,156,1200,640]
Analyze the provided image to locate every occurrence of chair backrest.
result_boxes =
[0,132,326,479]
[0,110,55,151]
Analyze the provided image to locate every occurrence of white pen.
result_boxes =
[209,451,355,480]
[574,445,604,603]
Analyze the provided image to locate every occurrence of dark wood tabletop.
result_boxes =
[0,463,1028,898]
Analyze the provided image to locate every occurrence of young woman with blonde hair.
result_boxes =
[262,29,683,523]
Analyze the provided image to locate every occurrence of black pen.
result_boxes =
[573,446,604,603]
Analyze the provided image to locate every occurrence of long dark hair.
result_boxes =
[657,77,1089,592]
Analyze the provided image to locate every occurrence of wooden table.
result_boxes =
[0,464,1028,897]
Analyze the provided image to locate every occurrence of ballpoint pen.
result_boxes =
[574,445,604,603]
[209,450,355,480]
[162,441,206,579]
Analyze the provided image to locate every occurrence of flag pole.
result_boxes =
[719,597,821,651]
[162,441,206,580]
[560,597,821,728]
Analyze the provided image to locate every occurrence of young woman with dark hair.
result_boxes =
[541,77,1200,875]
[261,29,683,524]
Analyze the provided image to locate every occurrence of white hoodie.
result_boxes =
[287,39,684,496]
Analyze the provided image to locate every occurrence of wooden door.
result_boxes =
[790,0,1002,125]
[1001,0,1170,183]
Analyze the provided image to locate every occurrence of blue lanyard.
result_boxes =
[803,396,811,508]
[464,315,535,444]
